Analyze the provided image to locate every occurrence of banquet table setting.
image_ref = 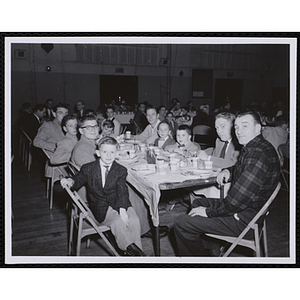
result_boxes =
[115,135,222,255]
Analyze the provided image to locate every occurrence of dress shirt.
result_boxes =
[135,120,160,145]
[158,137,168,148]
[100,160,112,187]
[206,134,280,224]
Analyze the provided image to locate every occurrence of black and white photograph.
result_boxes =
[4,35,296,265]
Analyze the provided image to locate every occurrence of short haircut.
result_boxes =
[138,102,146,109]
[157,105,166,113]
[158,120,170,130]
[78,114,97,127]
[61,114,78,128]
[53,103,70,112]
[236,110,262,126]
[33,104,46,113]
[166,111,174,117]
[102,119,115,129]
[181,106,188,111]
[146,105,156,113]
[106,105,115,112]
[77,100,84,105]
[215,112,235,123]
[96,136,118,149]
[177,124,192,135]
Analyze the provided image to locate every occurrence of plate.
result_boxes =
[131,164,156,172]
[181,169,215,178]
[116,155,139,163]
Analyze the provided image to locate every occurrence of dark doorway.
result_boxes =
[100,75,138,107]
[214,79,243,112]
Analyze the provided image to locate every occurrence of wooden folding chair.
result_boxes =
[20,129,33,171]
[205,182,281,257]
[130,118,142,135]
[64,186,119,256]
[67,161,80,176]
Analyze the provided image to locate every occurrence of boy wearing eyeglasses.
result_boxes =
[71,115,100,168]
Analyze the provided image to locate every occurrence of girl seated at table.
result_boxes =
[165,124,200,156]
[61,136,145,256]
[153,120,176,150]
[98,119,116,140]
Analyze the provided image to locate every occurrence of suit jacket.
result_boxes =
[208,138,240,169]
[50,133,78,165]
[33,119,65,154]
[71,135,97,168]
[23,113,41,141]
[133,110,149,131]
[71,159,131,223]
[154,136,176,150]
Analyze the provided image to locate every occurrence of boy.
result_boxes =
[154,120,176,150]
[71,115,99,169]
[165,124,200,156]
[50,114,78,165]
[61,137,145,256]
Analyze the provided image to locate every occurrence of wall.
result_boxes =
[11,42,289,125]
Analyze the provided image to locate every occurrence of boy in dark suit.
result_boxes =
[61,137,145,256]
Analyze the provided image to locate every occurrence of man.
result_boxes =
[33,103,69,156]
[24,104,46,140]
[75,100,85,118]
[192,112,240,198]
[198,112,240,169]
[174,111,280,256]
[105,106,121,136]
[45,99,55,121]
[133,102,148,133]
[135,105,160,145]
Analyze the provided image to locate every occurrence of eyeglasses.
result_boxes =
[81,125,99,131]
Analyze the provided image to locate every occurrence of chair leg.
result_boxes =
[86,237,91,248]
[76,215,83,256]
[46,178,50,199]
[254,225,261,257]
[262,221,268,257]
[68,211,74,255]
[49,177,54,210]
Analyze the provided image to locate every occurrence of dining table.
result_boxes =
[117,139,223,256]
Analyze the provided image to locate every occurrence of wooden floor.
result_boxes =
[10,154,290,259]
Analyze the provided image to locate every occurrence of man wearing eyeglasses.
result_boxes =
[71,115,100,168]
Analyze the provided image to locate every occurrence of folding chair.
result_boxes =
[67,161,80,176]
[64,186,119,256]
[192,125,214,149]
[205,182,281,257]
[42,149,68,209]
[20,129,33,171]
[278,144,289,191]
[130,118,142,135]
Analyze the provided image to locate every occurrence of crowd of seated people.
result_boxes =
[15,96,289,257]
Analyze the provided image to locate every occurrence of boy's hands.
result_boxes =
[60,178,74,189]
[216,169,230,186]
[120,208,129,227]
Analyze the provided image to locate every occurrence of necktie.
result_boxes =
[220,141,229,159]
[103,165,109,186]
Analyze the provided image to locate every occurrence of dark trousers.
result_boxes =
[174,198,249,256]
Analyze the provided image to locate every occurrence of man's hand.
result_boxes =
[198,150,209,161]
[60,178,74,189]
[216,169,230,186]
[188,206,207,217]
[120,208,129,227]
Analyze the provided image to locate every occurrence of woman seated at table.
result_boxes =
[165,124,200,156]
[153,120,176,150]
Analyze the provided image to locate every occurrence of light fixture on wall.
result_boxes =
[46,66,51,72]
[179,71,184,76]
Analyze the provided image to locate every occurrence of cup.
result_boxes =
[154,148,161,156]
[119,143,125,151]
[126,131,131,139]
[140,143,146,152]
[204,160,213,169]
[192,157,198,168]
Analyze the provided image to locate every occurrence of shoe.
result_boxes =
[141,225,169,239]
[124,243,146,256]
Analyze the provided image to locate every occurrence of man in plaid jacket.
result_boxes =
[174,111,280,256]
